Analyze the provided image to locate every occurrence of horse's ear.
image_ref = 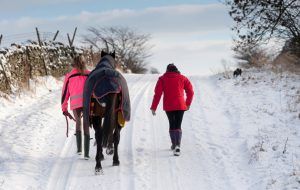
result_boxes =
[110,51,116,59]
[101,50,108,57]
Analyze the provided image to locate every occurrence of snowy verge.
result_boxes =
[215,67,300,189]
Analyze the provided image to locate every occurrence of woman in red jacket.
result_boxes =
[150,63,194,156]
[61,55,90,159]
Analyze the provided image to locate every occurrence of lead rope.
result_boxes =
[65,116,69,137]
[65,112,76,137]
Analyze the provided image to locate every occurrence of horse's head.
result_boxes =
[101,50,116,59]
[96,50,117,69]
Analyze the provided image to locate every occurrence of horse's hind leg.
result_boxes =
[92,116,104,174]
[102,94,117,149]
[95,128,104,161]
[113,125,121,166]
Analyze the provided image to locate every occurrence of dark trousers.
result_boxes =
[73,108,89,135]
[166,110,184,146]
[166,110,184,130]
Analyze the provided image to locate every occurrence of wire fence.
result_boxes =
[0,31,71,48]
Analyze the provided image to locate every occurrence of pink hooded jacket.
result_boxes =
[61,68,90,112]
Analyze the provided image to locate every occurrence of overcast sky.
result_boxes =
[0,0,235,75]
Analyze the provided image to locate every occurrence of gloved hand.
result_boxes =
[151,109,156,116]
[63,111,69,116]
[63,111,76,121]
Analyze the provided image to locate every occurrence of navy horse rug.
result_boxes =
[83,52,131,174]
[83,54,131,127]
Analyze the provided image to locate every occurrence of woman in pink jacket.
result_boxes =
[61,55,90,159]
[150,63,194,156]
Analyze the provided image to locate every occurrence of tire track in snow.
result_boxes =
[118,75,153,190]
[44,88,80,190]
[118,74,190,190]
[147,75,184,190]
[125,75,155,190]
[46,135,77,190]
[129,74,185,190]
[153,113,184,190]
[176,76,216,190]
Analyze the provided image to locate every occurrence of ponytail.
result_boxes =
[72,55,86,75]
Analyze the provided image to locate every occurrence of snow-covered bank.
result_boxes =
[214,68,300,189]
[0,69,299,190]
[0,76,65,190]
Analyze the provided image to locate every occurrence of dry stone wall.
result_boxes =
[0,41,94,94]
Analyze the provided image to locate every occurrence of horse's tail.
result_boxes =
[101,93,117,148]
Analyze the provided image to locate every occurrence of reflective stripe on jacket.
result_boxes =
[150,72,194,111]
[61,68,90,112]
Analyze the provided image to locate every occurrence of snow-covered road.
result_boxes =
[0,72,299,190]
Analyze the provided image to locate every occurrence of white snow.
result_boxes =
[0,68,299,190]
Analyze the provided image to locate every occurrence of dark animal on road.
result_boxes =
[233,68,242,77]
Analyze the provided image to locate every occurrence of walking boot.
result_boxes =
[75,131,82,155]
[84,134,90,160]
[174,146,180,156]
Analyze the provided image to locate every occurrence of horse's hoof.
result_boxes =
[95,167,103,175]
[106,148,114,155]
[113,161,120,166]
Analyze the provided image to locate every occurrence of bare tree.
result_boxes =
[282,37,300,56]
[233,40,271,67]
[83,26,152,73]
[225,0,300,46]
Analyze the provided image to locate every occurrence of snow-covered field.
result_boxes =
[0,68,299,190]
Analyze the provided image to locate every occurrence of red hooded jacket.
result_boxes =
[150,72,194,111]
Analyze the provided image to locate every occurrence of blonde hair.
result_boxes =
[72,55,86,74]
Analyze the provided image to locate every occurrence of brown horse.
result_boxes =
[83,51,130,175]
[90,93,122,174]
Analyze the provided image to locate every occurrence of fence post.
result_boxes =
[67,27,77,47]
[71,27,77,46]
[53,30,59,41]
[67,33,72,47]
[0,34,2,46]
[36,27,48,75]
[35,27,42,46]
